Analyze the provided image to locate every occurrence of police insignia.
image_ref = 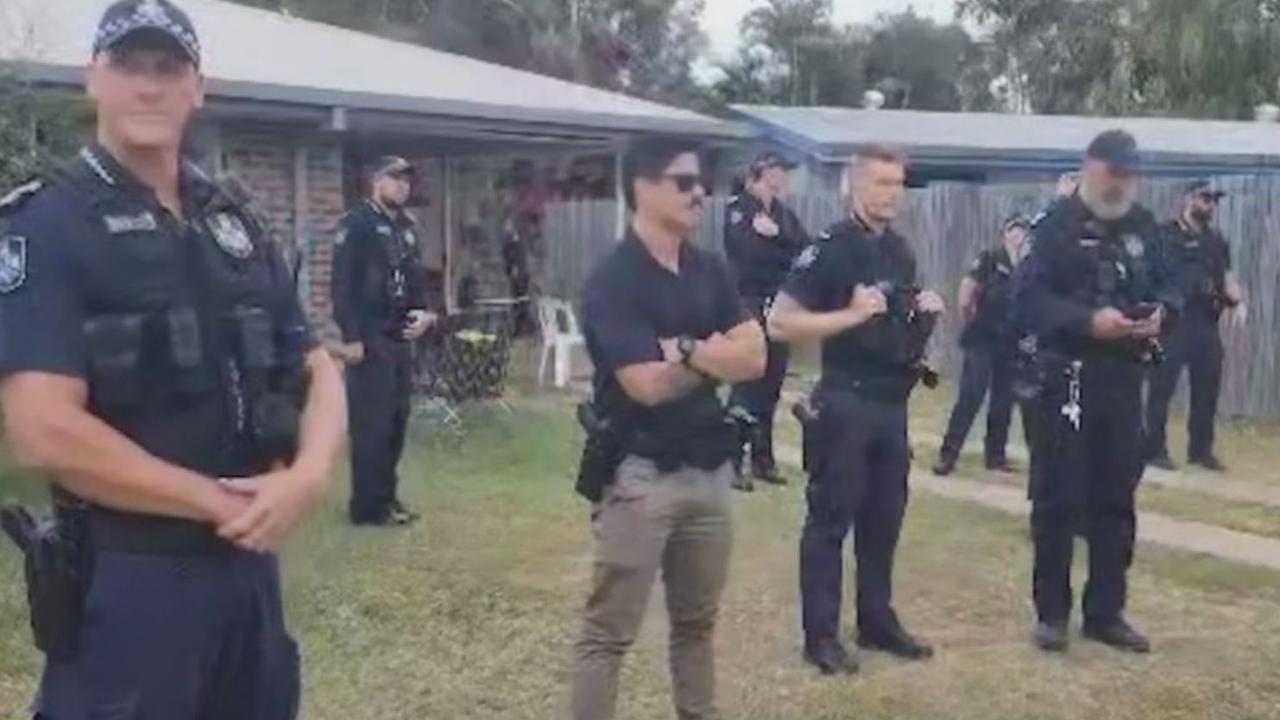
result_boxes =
[404,230,417,247]
[793,244,820,271]
[334,227,347,246]
[209,213,254,258]
[0,236,27,293]
[970,257,982,272]
[730,210,744,224]
[1124,234,1144,258]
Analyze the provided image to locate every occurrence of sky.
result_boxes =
[700,0,960,64]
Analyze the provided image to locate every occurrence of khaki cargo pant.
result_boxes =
[571,456,734,720]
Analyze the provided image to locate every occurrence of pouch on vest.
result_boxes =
[83,314,144,411]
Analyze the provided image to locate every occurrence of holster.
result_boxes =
[0,503,91,662]
[791,397,822,474]
[575,402,628,503]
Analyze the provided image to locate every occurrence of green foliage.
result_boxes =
[958,0,1280,118]
[221,0,707,107]
[713,2,988,111]
[0,75,86,193]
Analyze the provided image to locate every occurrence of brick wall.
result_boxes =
[220,124,347,342]
[301,140,346,341]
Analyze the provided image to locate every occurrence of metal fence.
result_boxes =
[543,177,1280,419]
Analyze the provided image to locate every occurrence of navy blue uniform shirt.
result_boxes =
[962,246,1018,347]
[723,193,809,299]
[1160,218,1231,323]
[330,200,429,343]
[581,231,746,434]
[1013,193,1182,358]
[0,145,314,479]
[781,216,923,383]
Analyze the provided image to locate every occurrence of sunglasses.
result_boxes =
[1195,192,1220,204]
[661,173,705,194]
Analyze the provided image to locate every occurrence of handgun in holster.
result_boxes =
[791,397,821,473]
[575,401,627,503]
[1,502,91,662]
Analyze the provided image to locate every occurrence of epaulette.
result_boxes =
[1029,210,1048,228]
[0,179,46,216]
[817,230,833,242]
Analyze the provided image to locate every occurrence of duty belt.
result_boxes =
[87,507,232,555]
[818,370,915,405]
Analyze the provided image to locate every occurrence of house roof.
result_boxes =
[0,0,746,142]
[731,105,1280,174]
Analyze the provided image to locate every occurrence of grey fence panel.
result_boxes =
[542,176,1280,419]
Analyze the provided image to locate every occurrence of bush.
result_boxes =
[0,74,87,192]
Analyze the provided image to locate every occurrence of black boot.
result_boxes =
[1083,617,1151,654]
[932,449,958,476]
[750,418,787,486]
[803,638,860,676]
[1033,620,1069,652]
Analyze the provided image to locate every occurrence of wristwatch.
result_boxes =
[677,336,698,367]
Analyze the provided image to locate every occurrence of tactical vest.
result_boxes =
[57,154,307,478]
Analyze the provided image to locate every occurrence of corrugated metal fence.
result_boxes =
[543,177,1280,419]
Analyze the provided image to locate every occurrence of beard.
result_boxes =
[1079,176,1136,221]
[1191,208,1214,225]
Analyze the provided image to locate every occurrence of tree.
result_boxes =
[863,11,992,111]
[957,0,1128,115]
[0,76,85,192]
[222,0,708,107]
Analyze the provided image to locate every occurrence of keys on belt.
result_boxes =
[1061,360,1083,431]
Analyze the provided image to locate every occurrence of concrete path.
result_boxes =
[910,429,1280,510]
[775,444,1280,573]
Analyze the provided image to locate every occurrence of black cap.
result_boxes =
[94,0,201,67]
[1085,129,1140,172]
[1185,179,1226,200]
[750,151,798,175]
[371,156,415,180]
[1002,213,1030,231]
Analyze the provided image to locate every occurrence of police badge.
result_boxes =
[1123,234,1144,259]
[0,236,27,293]
[208,213,254,259]
[793,244,820,271]
[730,210,744,225]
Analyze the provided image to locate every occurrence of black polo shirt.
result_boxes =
[781,216,921,385]
[723,192,810,299]
[581,230,747,434]
[961,245,1018,347]
[1161,219,1231,323]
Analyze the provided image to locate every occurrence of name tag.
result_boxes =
[104,212,158,234]
[377,225,393,237]
[1078,238,1099,248]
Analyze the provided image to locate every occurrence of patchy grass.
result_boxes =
[2,399,1280,720]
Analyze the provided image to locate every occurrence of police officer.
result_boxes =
[571,137,766,720]
[723,151,810,491]
[934,214,1029,476]
[0,1,346,715]
[1015,130,1182,654]
[1145,180,1246,472]
[769,146,944,675]
[331,157,436,526]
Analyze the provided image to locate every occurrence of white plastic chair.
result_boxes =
[537,297,585,388]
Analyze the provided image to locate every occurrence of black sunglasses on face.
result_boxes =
[661,173,704,194]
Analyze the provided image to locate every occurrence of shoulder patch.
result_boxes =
[1029,210,1047,228]
[793,244,820,271]
[1124,234,1144,258]
[729,209,744,225]
[0,235,27,293]
[0,180,46,215]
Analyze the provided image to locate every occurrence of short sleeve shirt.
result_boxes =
[781,217,919,378]
[581,231,747,431]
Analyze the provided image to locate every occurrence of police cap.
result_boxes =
[94,0,202,68]
[1185,179,1226,201]
[1085,129,1140,173]
[371,156,416,181]
[749,151,799,176]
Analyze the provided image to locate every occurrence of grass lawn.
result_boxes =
[2,396,1280,720]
